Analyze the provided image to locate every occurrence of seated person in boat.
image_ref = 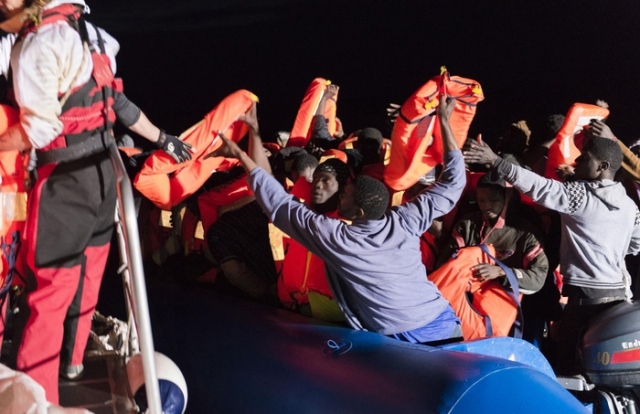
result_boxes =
[436,172,549,295]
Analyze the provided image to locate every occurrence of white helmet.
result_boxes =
[48,0,89,13]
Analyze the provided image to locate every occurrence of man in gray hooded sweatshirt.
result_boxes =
[213,96,466,345]
[465,123,640,375]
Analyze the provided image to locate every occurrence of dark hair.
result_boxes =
[356,128,383,164]
[477,172,506,190]
[546,114,565,136]
[357,127,383,145]
[584,136,623,173]
[352,176,389,220]
[291,153,318,174]
[528,114,565,146]
[315,158,351,188]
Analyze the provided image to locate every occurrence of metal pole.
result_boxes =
[113,207,139,357]
[108,145,163,414]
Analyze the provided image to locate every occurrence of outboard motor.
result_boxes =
[569,301,640,413]
[582,301,640,389]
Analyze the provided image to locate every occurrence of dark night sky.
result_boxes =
[88,0,640,145]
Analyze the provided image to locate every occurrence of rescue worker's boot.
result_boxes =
[60,363,84,381]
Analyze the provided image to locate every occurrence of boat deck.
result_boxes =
[59,354,135,414]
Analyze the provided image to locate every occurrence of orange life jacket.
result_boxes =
[319,148,348,164]
[384,71,483,191]
[197,171,252,234]
[544,103,609,180]
[0,105,27,293]
[288,78,338,148]
[289,175,312,205]
[276,177,342,307]
[420,232,439,273]
[278,240,328,307]
[428,244,522,340]
[261,142,282,156]
[117,146,142,158]
[278,211,339,307]
[133,90,258,209]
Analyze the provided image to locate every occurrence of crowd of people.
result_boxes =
[0,0,640,408]
[139,85,640,378]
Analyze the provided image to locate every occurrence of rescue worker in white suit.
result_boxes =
[0,0,192,403]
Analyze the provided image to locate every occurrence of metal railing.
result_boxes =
[109,144,163,414]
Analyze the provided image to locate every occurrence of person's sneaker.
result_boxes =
[60,364,84,381]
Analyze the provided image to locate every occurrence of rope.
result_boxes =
[322,339,352,356]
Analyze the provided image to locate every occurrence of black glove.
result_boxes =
[156,130,193,163]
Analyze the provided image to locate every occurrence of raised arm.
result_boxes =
[315,84,338,118]
[241,102,271,174]
[310,84,339,145]
[464,136,583,214]
[439,95,459,154]
[396,96,466,235]
[211,102,271,175]
[112,92,193,163]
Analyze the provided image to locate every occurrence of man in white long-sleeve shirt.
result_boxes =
[0,0,192,403]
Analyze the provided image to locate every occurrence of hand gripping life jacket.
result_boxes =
[196,139,276,233]
[0,105,27,297]
[133,90,258,210]
[288,78,338,148]
[544,103,609,180]
[428,244,523,340]
[21,4,123,166]
[384,70,484,191]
